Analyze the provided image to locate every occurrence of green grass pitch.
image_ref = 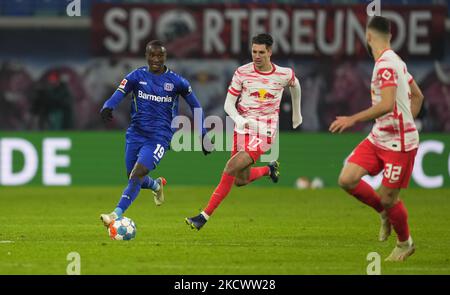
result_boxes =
[1,186,449,274]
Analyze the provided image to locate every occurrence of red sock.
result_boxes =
[348,180,384,213]
[386,201,410,242]
[204,172,235,216]
[249,166,270,182]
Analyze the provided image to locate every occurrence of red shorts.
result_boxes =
[348,139,417,189]
[231,131,273,163]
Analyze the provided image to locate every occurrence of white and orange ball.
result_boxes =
[108,217,136,241]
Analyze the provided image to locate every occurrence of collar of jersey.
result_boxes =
[376,48,392,63]
[253,62,276,75]
[147,66,169,75]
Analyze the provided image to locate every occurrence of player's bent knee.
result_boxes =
[224,161,239,176]
[380,192,398,209]
[130,166,149,179]
[338,175,358,190]
[381,197,396,209]
[234,178,248,187]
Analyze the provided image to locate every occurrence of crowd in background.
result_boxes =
[1,0,449,132]
[1,56,449,132]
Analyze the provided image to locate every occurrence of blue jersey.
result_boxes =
[102,66,205,145]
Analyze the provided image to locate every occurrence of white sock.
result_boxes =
[398,236,413,247]
[200,211,210,220]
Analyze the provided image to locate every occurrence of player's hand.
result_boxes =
[101,108,113,122]
[329,116,356,133]
[201,133,214,156]
[293,115,303,129]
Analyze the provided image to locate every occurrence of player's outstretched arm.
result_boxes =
[100,90,127,122]
[183,92,212,155]
[100,107,113,122]
[409,79,424,118]
[289,77,302,129]
[100,74,135,122]
[329,86,396,133]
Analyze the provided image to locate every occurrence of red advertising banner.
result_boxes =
[91,4,447,59]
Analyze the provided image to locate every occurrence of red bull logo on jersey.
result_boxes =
[138,90,173,102]
[249,89,276,101]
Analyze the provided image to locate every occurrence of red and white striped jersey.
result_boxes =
[367,49,419,152]
[228,62,295,137]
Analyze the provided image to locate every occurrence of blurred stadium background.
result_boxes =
[1,0,450,276]
[0,0,449,188]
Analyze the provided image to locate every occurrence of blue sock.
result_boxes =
[141,175,160,191]
[114,207,123,218]
[117,177,142,213]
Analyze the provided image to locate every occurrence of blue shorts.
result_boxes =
[125,137,169,174]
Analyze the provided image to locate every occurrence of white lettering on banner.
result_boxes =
[249,9,268,47]
[409,11,432,54]
[292,10,315,54]
[225,10,248,54]
[383,11,406,51]
[104,8,129,53]
[346,11,366,55]
[43,139,72,186]
[0,138,38,185]
[270,9,290,53]
[130,9,152,53]
[317,10,343,55]
[99,7,438,57]
[0,138,71,186]
[204,9,225,54]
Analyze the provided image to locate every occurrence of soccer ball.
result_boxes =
[310,177,325,189]
[108,217,136,241]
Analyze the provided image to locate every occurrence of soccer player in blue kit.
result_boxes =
[100,40,210,227]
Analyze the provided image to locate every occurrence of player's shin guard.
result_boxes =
[348,180,384,213]
[117,177,142,213]
[248,166,270,183]
[386,201,410,242]
[204,172,235,216]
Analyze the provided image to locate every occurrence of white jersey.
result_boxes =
[228,62,295,137]
[367,49,419,152]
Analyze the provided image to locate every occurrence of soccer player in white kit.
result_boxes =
[186,33,302,230]
[330,16,424,261]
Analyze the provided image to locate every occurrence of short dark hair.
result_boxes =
[251,33,273,48]
[367,16,391,35]
[146,40,165,49]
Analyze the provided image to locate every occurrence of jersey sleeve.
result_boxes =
[177,76,193,97]
[102,70,137,110]
[286,68,296,87]
[406,71,414,84]
[177,77,207,136]
[116,70,137,95]
[376,66,398,89]
[228,69,242,97]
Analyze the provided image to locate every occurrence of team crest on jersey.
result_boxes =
[164,83,174,91]
[119,79,128,89]
[249,89,275,101]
